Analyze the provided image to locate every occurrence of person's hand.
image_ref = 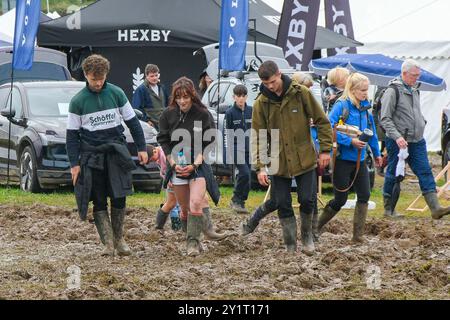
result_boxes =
[318,152,330,169]
[168,181,173,188]
[351,138,367,150]
[175,165,194,177]
[375,156,383,168]
[138,151,148,165]
[396,137,408,149]
[71,166,80,186]
[257,170,269,187]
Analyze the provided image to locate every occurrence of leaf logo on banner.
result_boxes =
[132,67,144,93]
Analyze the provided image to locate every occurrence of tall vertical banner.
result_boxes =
[13,0,40,70]
[219,0,249,71]
[276,0,320,71]
[324,0,357,56]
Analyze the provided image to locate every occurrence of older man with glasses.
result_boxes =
[380,59,450,220]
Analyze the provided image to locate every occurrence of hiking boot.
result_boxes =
[93,210,115,257]
[186,214,203,256]
[155,208,169,230]
[318,204,339,233]
[279,216,297,253]
[202,207,229,240]
[383,196,403,218]
[111,207,132,256]
[352,202,368,243]
[424,192,450,220]
[230,200,249,214]
[300,212,315,256]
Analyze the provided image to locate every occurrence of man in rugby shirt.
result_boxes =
[66,54,148,256]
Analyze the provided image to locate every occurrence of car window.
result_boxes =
[209,82,230,106]
[223,84,235,106]
[0,87,10,109]
[245,80,261,106]
[0,62,69,86]
[26,86,83,117]
[5,88,23,119]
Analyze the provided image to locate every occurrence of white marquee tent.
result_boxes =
[263,0,449,151]
[354,0,450,151]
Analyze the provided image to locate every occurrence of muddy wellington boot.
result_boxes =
[93,210,115,256]
[352,202,368,243]
[424,192,450,220]
[279,216,297,253]
[186,215,203,256]
[241,203,271,236]
[312,208,319,243]
[181,218,187,233]
[155,207,169,230]
[202,208,229,240]
[300,212,315,256]
[111,207,132,256]
[317,204,339,234]
[383,196,403,218]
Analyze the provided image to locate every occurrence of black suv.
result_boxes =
[0,81,162,193]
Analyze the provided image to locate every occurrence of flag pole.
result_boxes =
[6,66,14,188]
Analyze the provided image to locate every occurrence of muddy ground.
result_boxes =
[0,203,448,300]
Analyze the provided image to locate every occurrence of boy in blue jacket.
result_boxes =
[225,85,253,214]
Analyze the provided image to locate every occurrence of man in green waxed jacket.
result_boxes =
[251,60,332,256]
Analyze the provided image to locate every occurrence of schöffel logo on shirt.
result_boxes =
[89,112,116,127]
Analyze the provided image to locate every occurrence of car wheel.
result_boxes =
[19,146,41,193]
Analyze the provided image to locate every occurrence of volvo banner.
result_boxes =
[324,0,357,56]
[13,0,40,70]
[219,0,249,71]
[276,0,320,71]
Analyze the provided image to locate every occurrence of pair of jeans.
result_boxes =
[232,162,251,205]
[383,138,436,196]
[91,166,126,212]
[329,159,370,211]
[272,169,316,219]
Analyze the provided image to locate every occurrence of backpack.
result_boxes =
[373,84,400,132]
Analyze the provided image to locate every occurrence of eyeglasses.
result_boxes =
[408,72,421,78]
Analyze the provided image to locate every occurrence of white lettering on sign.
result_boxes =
[228,35,235,48]
[130,29,139,41]
[151,30,160,41]
[226,0,240,48]
[118,29,128,41]
[21,0,33,46]
[332,5,345,23]
[140,29,149,41]
[117,29,171,42]
[284,0,309,70]
[161,30,171,42]
[331,5,351,54]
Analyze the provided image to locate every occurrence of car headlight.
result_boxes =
[38,132,66,146]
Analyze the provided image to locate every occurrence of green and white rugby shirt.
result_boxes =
[66,82,145,167]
